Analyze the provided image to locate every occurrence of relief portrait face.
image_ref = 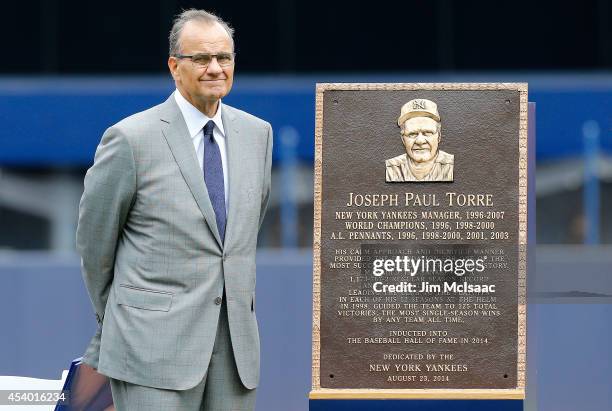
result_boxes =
[400,116,440,163]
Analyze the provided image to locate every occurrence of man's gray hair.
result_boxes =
[169,9,234,56]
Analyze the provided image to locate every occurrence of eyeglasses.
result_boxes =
[173,52,235,68]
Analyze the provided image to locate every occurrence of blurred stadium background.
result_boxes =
[0,1,610,410]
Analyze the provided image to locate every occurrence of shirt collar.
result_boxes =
[173,89,225,139]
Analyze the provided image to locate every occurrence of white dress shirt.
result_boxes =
[174,89,229,213]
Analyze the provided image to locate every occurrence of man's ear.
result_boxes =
[168,57,179,81]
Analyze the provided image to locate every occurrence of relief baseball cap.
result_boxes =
[397,99,440,126]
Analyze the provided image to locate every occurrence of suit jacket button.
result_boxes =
[214,296,222,305]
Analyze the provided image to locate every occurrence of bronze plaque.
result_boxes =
[311,84,527,399]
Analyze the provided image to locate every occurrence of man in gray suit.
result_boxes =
[76,9,272,411]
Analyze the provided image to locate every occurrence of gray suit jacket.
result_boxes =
[76,94,272,391]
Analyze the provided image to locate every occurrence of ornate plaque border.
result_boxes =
[311,83,528,400]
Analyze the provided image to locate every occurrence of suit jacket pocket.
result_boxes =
[117,283,173,312]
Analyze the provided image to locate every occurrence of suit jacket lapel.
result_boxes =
[222,106,242,247]
[159,96,223,249]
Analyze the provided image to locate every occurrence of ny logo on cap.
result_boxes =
[412,100,427,110]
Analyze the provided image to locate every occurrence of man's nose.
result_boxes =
[206,57,223,74]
